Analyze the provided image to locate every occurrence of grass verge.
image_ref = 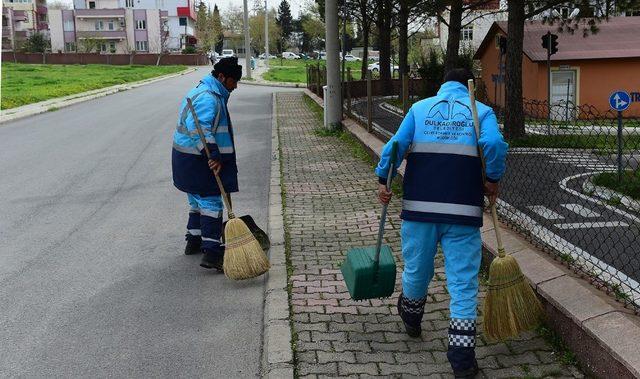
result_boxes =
[1,63,185,109]
[592,170,640,200]
[535,323,578,366]
[262,59,364,83]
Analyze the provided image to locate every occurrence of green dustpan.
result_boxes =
[341,142,398,300]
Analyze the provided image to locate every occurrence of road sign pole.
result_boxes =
[547,31,551,135]
[617,110,623,183]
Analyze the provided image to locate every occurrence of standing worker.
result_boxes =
[375,68,508,378]
[172,57,242,271]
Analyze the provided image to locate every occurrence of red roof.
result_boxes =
[475,17,640,61]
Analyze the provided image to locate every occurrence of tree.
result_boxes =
[277,0,294,39]
[347,0,375,78]
[211,4,224,53]
[503,0,636,139]
[374,0,394,81]
[150,19,170,65]
[249,9,282,54]
[195,1,211,50]
[22,32,49,53]
[222,4,244,35]
[47,0,70,9]
[78,38,100,53]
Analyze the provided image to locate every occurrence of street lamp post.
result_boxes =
[265,0,269,69]
[242,0,251,79]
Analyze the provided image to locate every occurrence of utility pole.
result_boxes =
[340,0,347,115]
[325,0,341,128]
[243,0,251,79]
[265,0,269,69]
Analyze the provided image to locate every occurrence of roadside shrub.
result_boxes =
[22,32,50,53]
[182,46,197,54]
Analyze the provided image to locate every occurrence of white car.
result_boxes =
[282,52,301,60]
[368,62,399,74]
[221,49,235,58]
[343,54,361,62]
[259,53,277,59]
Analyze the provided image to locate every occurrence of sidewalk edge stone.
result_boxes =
[0,67,197,124]
[303,87,640,379]
[261,92,294,378]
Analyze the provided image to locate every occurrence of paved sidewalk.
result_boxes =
[276,92,584,378]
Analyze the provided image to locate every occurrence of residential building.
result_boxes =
[474,17,640,116]
[69,0,195,50]
[49,7,169,53]
[2,0,48,50]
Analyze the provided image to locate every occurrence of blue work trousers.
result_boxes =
[401,220,482,320]
[186,194,224,255]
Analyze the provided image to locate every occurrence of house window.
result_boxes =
[89,1,95,8]
[126,0,134,7]
[63,20,74,31]
[136,19,146,30]
[100,43,107,52]
[178,17,186,26]
[109,42,116,53]
[108,20,114,30]
[64,42,76,52]
[461,25,473,41]
[135,40,148,51]
[95,20,104,30]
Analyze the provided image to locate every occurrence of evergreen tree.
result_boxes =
[276,0,293,39]
[195,1,210,49]
[211,4,224,53]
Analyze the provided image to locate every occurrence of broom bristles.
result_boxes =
[223,218,270,280]
[483,254,543,341]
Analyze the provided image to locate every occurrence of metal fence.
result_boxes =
[309,68,640,312]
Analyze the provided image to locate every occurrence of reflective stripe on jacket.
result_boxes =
[171,74,238,196]
[375,81,508,227]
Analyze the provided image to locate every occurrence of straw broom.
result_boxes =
[186,98,270,280]
[467,79,543,341]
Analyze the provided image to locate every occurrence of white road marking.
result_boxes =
[528,205,565,220]
[554,221,629,229]
[561,203,601,218]
[496,199,640,305]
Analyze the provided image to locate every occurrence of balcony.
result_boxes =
[76,30,126,39]
[176,6,196,20]
[37,22,48,30]
[2,26,11,35]
[15,30,28,38]
[12,10,28,22]
[75,9,125,18]
[36,5,47,14]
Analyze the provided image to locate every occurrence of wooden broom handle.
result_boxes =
[186,98,235,219]
[467,79,505,257]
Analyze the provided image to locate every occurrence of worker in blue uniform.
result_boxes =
[172,57,242,271]
[375,68,508,378]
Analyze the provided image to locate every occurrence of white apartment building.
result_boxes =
[72,0,195,50]
[49,6,168,53]
[2,0,48,50]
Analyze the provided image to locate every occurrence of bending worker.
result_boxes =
[172,57,242,271]
[375,68,508,378]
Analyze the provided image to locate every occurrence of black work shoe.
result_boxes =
[184,239,202,255]
[453,359,478,379]
[200,252,224,272]
[397,293,426,338]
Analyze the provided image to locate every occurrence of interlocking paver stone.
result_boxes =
[276,92,583,378]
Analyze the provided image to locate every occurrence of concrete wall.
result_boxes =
[48,9,65,52]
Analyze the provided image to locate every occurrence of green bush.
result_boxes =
[22,32,50,53]
[182,46,197,54]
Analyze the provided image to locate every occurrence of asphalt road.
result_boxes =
[353,99,640,296]
[0,67,293,377]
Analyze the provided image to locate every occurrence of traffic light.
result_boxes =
[541,33,559,56]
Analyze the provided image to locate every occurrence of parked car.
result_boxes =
[259,53,277,59]
[282,52,301,60]
[343,54,361,62]
[368,62,399,74]
[221,49,235,58]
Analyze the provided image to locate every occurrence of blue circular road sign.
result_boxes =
[609,90,631,112]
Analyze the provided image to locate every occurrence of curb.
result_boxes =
[241,80,305,89]
[0,67,198,124]
[303,88,640,379]
[261,92,294,378]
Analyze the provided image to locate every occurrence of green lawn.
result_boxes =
[593,170,640,200]
[1,63,186,109]
[262,59,364,83]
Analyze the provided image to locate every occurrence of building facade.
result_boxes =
[49,7,169,53]
[2,0,48,51]
[474,17,640,117]
[70,0,195,50]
